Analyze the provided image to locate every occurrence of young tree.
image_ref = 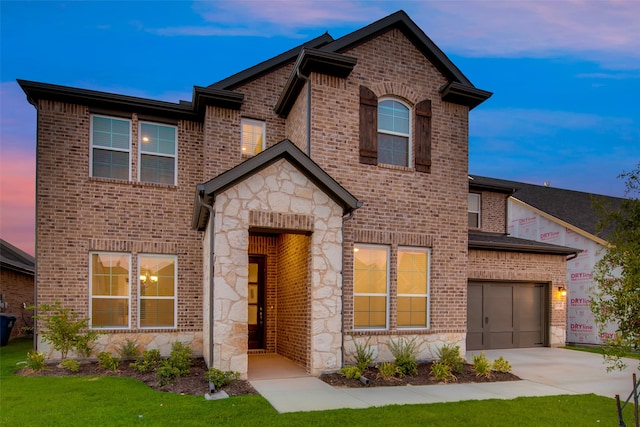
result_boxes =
[591,162,640,371]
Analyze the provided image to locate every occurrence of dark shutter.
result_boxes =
[415,99,432,173]
[359,86,378,165]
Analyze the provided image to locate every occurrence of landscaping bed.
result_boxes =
[17,357,259,397]
[320,361,520,388]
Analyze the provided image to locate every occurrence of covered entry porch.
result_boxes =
[192,140,361,378]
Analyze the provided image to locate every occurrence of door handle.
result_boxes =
[259,307,263,326]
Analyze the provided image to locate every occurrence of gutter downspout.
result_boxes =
[296,68,311,156]
[197,188,215,368]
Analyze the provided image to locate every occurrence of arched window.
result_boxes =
[377,99,410,167]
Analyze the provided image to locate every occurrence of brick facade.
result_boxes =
[0,269,34,339]
[25,12,570,370]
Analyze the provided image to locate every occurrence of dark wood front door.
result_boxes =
[248,257,265,350]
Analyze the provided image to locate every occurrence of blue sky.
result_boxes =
[1,0,639,254]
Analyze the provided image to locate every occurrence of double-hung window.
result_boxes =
[90,252,131,329]
[139,122,177,185]
[397,247,430,328]
[377,99,410,167]
[91,115,131,180]
[138,254,177,328]
[241,118,265,156]
[468,193,481,228]
[353,245,389,329]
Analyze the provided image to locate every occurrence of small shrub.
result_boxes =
[74,333,99,359]
[388,337,419,377]
[472,352,492,378]
[61,358,80,373]
[131,349,161,373]
[30,302,101,360]
[156,361,181,386]
[430,360,457,383]
[205,368,240,388]
[376,361,400,380]
[492,356,512,373]
[350,336,375,371]
[97,351,121,372]
[26,350,46,371]
[155,341,193,385]
[117,339,140,360]
[339,365,362,380]
[435,343,465,374]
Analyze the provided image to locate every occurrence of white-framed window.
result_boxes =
[139,122,177,185]
[138,254,177,328]
[397,247,430,329]
[241,118,265,156]
[90,115,131,180]
[89,252,131,329]
[377,99,410,167]
[468,193,481,229]
[354,244,389,329]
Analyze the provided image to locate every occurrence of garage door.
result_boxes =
[467,282,546,350]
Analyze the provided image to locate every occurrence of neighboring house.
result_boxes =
[0,239,35,339]
[19,10,575,378]
[470,175,623,345]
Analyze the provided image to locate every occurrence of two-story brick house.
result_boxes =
[19,10,577,378]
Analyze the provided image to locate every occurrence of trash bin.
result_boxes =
[0,314,17,346]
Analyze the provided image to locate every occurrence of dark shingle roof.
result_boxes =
[469,231,579,255]
[0,239,35,275]
[469,175,625,240]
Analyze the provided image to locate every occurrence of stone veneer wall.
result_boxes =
[468,249,568,346]
[210,159,344,377]
[276,233,310,368]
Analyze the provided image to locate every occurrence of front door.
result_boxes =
[248,257,265,350]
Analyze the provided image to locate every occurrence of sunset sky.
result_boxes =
[1,1,639,255]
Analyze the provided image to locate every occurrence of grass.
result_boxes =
[565,344,640,360]
[0,337,636,426]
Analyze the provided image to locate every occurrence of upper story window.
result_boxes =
[377,99,410,167]
[359,86,432,172]
[91,115,131,180]
[468,193,481,228]
[139,122,177,185]
[241,118,265,156]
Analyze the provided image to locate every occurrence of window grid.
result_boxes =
[354,244,389,330]
[139,122,177,185]
[90,115,131,180]
[397,247,430,329]
[241,118,265,156]
[89,252,131,329]
[377,99,410,167]
[138,254,177,329]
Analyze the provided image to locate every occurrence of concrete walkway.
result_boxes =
[249,348,639,413]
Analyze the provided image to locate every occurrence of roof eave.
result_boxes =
[274,48,357,117]
[440,81,493,110]
[193,86,244,117]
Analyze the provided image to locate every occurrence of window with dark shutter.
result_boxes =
[359,86,378,165]
[414,99,432,173]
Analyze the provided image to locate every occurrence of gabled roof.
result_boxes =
[0,239,35,276]
[192,139,361,230]
[469,231,579,256]
[469,175,625,241]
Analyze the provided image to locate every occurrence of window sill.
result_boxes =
[348,328,432,336]
[89,176,178,190]
[377,163,413,172]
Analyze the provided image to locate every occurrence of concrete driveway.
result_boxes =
[469,347,639,399]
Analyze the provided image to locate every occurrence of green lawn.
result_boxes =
[0,337,634,426]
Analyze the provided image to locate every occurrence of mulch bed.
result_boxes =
[17,357,259,397]
[17,358,520,396]
[319,362,520,388]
